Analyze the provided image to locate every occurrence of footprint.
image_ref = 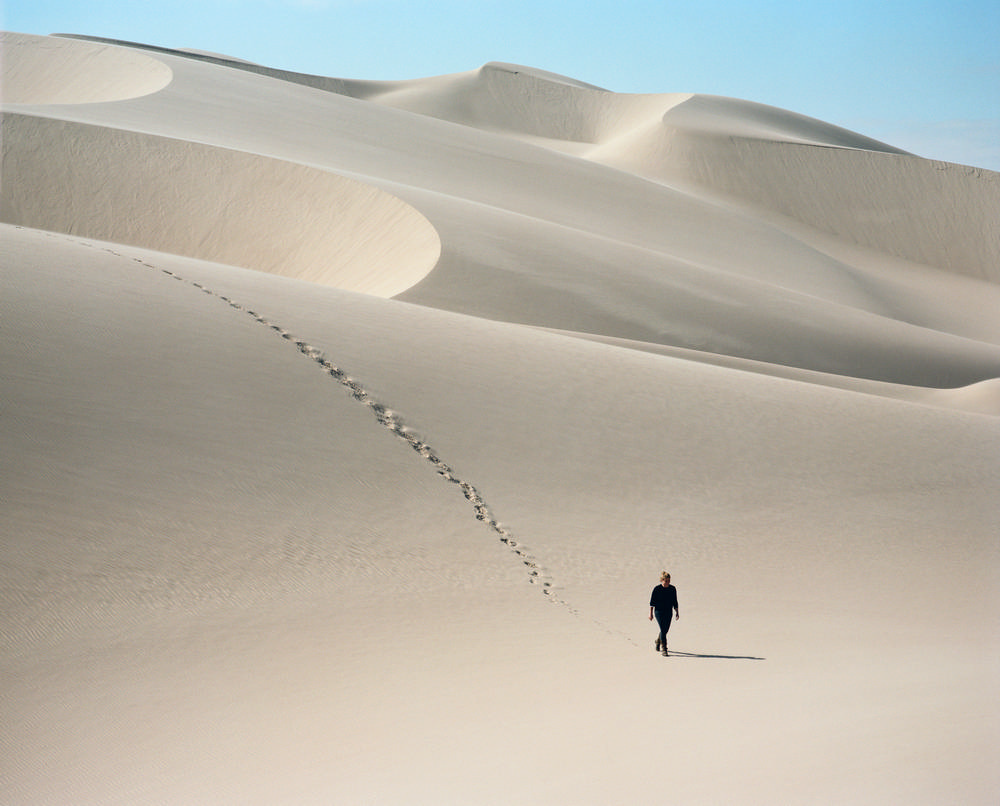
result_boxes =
[124,257,569,606]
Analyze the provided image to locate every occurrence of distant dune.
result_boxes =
[2,32,999,804]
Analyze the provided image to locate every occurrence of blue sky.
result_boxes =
[5,0,998,169]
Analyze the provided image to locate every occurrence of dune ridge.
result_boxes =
[589,112,1000,281]
[2,32,999,805]
[1,113,440,296]
[0,32,172,104]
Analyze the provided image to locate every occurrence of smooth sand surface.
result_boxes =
[2,32,999,804]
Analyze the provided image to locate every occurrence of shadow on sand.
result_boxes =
[667,650,766,661]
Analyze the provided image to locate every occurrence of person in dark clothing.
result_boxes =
[649,572,679,656]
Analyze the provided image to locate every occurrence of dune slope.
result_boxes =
[2,32,999,805]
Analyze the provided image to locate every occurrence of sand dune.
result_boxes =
[592,116,1000,281]
[2,32,999,805]
[0,32,172,104]
[1,114,439,296]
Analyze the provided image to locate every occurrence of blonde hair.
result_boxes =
[660,571,670,582]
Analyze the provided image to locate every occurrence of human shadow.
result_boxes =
[667,650,765,661]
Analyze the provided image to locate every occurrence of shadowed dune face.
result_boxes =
[2,32,1000,806]
[360,62,1000,283]
[599,125,1000,283]
[586,95,1000,283]
[655,94,910,151]
[2,35,997,382]
[0,113,441,297]
[0,32,173,104]
[0,32,440,296]
[366,62,692,146]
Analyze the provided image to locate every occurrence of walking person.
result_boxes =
[649,572,679,656]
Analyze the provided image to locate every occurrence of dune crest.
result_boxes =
[358,61,1000,283]
[0,32,173,104]
[2,33,999,805]
[588,95,1000,282]
[1,114,440,297]
[658,94,909,151]
[364,62,691,146]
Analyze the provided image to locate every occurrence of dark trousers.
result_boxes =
[654,609,673,646]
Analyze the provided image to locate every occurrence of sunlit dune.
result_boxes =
[2,31,999,805]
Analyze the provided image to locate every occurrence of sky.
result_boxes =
[4,0,999,170]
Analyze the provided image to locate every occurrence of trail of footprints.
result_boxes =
[142,261,564,604]
[15,227,565,602]
[17,228,658,643]
[24,228,664,635]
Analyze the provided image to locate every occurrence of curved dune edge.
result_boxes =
[588,105,1000,283]
[655,94,909,152]
[539,327,1000,416]
[26,35,995,286]
[916,378,1000,416]
[0,113,441,297]
[0,32,173,104]
[359,63,692,146]
[44,39,692,149]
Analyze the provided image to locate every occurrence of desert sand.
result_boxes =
[2,32,999,804]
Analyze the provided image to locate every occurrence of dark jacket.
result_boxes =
[650,584,678,611]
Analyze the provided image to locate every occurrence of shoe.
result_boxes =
[655,638,661,652]
[662,641,668,657]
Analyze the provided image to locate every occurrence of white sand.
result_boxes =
[2,32,999,804]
